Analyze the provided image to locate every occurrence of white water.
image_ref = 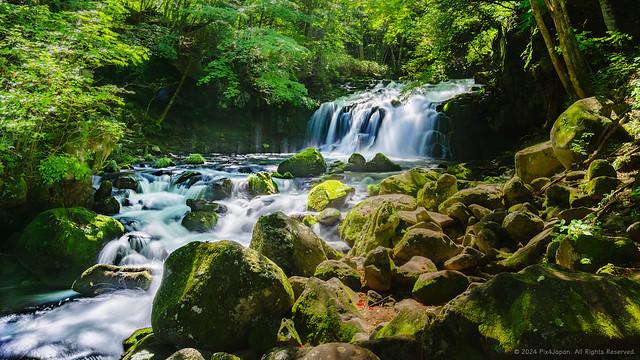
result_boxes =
[306,80,476,159]
[0,155,392,359]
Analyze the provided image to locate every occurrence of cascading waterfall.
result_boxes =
[306,79,476,159]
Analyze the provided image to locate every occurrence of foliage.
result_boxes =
[38,155,92,185]
[185,153,206,165]
[154,157,175,168]
[553,219,599,243]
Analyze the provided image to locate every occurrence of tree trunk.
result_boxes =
[158,59,191,125]
[530,0,575,98]
[598,0,619,32]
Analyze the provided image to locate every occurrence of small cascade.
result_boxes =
[306,79,476,159]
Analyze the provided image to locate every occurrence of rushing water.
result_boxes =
[306,80,476,159]
[0,154,429,359]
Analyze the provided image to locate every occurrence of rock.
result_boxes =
[95,180,113,200]
[515,141,564,183]
[277,147,327,177]
[417,174,458,211]
[247,172,278,196]
[339,194,416,247]
[121,328,174,360]
[372,299,432,339]
[530,177,549,191]
[154,157,176,168]
[288,276,308,301]
[292,277,364,344]
[346,153,367,172]
[467,204,492,221]
[496,227,554,271]
[587,159,616,180]
[251,212,337,276]
[556,234,640,271]
[502,176,533,206]
[393,256,437,288]
[166,348,206,360]
[72,264,152,296]
[152,241,294,352]
[550,97,617,169]
[557,207,594,222]
[184,153,206,165]
[202,178,233,201]
[367,183,380,196]
[93,195,120,215]
[181,211,218,232]
[348,201,400,257]
[363,247,395,292]
[15,207,124,286]
[328,160,347,174]
[442,202,471,225]
[277,318,303,347]
[469,220,511,254]
[113,175,139,191]
[210,353,241,360]
[356,336,423,360]
[314,260,361,290]
[412,270,469,305]
[545,184,571,208]
[584,176,618,197]
[423,264,640,358]
[426,211,455,228]
[442,247,484,271]
[175,171,202,186]
[378,168,437,197]
[316,208,341,226]
[438,185,504,212]
[393,228,460,265]
[186,199,227,213]
[627,222,640,243]
[502,211,544,244]
[307,180,354,211]
[302,343,381,360]
[364,153,401,172]
[102,160,120,173]
[397,207,431,227]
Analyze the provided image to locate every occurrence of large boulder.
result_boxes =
[15,207,124,285]
[181,211,218,232]
[307,180,354,211]
[424,265,640,358]
[514,141,564,183]
[202,178,233,201]
[502,176,532,207]
[339,194,416,249]
[346,153,367,172]
[438,185,504,212]
[379,168,439,197]
[411,270,469,305]
[550,97,618,169]
[393,228,460,265]
[417,174,457,211]
[277,147,327,177]
[364,153,401,172]
[555,234,640,271]
[372,299,432,339]
[292,277,365,344]
[152,241,294,352]
[314,260,361,290]
[250,212,338,276]
[247,172,279,196]
[502,211,544,244]
[363,247,396,292]
[72,264,152,297]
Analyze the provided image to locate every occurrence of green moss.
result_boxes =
[247,172,279,196]
[277,147,326,177]
[181,210,218,232]
[587,159,617,180]
[313,260,361,289]
[364,153,401,172]
[446,163,472,180]
[307,179,354,211]
[0,174,28,207]
[184,153,206,165]
[367,183,380,196]
[153,157,175,168]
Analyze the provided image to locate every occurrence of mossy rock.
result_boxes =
[556,233,640,271]
[152,240,294,352]
[72,264,152,297]
[367,183,380,196]
[339,194,416,248]
[393,256,438,289]
[379,168,439,197]
[587,159,617,180]
[438,185,504,213]
[181,211,218,232]
[121,328,174,360]
[113,175,140,191]
[202,178,233,201]
[247,172,279,196]
[423,264,640,358]
[346,153,367,171]
[291,277,364,345]
[316,208,341,226]
[154,157,176,168]
[363,246,395,292]
[184,153,206,165]
[349,201,400,257]
[502,176,532,207]
[0,175,28,208]
[364,153,401,172]
[393,228,460,265]
[502,211,544,244]
[314,260,361,290]
[307,180,354,211]
[544,184,571,209]
[584,176,618,197]
[445,164,472,180]
[250,212,336,276]
[93,196,120,215]
[514,141,564,183]
[277,147,326,177]
[412,270,469,305]
[372,299,432,339]
[417,174,457,211]
[15,207,124,286]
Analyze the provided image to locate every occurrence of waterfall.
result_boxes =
[306,79,476,159]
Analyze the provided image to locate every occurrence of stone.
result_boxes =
[412,270,469,305]
[468,204,492,221]
[515,141,564,183]
[186,199,227,213]
[627,222,640,243]
[372,299,432,339]
[93,195,120,215]
[364,153,401,172]
[277,318,303,347]
[378,168,438,197]
[556,234,640,271]
[152,241,294,352]
[251,212,337,277]
[442,202,471,225]
[442,247,484,271]
[587,159,617,180]
[121,329,174,360]
[496,227,554,271]
[184,153,206,165]
[356,336,423,360]
[292,277,364,344]
[166,348,206,360]
[247,172,278,196]
[316,208,341,226]
[277,147,327,177]
[72,264,152,297]
[530,177,550,191]
[202,178,233,201]
[550,97,618,169]
[558,207,594,222]
[181,211,218,232]
[393,256,437,289]
[314,260,361,290]
[346,153,367,172]
[154,157,176,168]
[502,211,544,244]
[307,180,354,211]
[502,176,533,206]
[545,184,571,208]
[417,174,458,211]
[363,247,395,292]
[15,207,124,286]
[438,185,504,212]
[175,171,202,186]
[302,343,380,360]
[423,265,640,358]
[288,276,309,301]
[113,175,140,191]
[393,228,460,265]
[584,176,618,197]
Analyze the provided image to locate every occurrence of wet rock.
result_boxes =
[113,175,140,191]
[307,180,354,211]
[502,211,544,244]
[364,153,401,172]
[438,185,504,212]
[314,260,361,290]
[121,328,174,360]
[247,172,278,196]
[346,153,367,172]
[202,178,233,201]
[502,176,533,206]
[181,211,218,232]
[72,264,152,297]
[288,276,309,301]
[514,141,564,183]
[93,195,120,215]
[316,208,341,226]
[251,212,338,277]
[152,241,294,352]
[363,247,395,292]
[556,234,640,271]
[393,228,460,265]
[278,147,327,177]
[186,199,227,213]
[412,270,469,305]
[372,299,432,339]
[417,174,458,211]
[393,256,437,288]
[175,171,202,186]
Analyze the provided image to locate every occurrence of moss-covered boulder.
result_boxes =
[502,211,544,244]
[412,270,469,305]
[277,147,326,177]
[339,194,416,249]
[438,185,504,213]
[72,264,152,297]
[424,264,640,358]
[154,157,176,168]
[314,260,361,290]
[15,207,124,285]
[393,256,437,289]
[550,97,618,169]
[202,178,233,201]
[514,141,564,183]
[442,246,485,271]
[152,241,294,352]
[247,172,278,196]
[349,201,400,256]
[316,208,341,226]
[502,176,532,207]
[181,211,218,232]
[364,153,401,172]
[184,153,206,165]
[0,175,28,208]
[113,175,140,191]
[555,234,640,271]
[587,159,617,180]
[379,168,439,197]
[372,300,433,339]
[584,176,618,197]
[417,174,458,211]
[346,153,367,172]
[292,277,364,344]
[363,246,396,292]
[186,199,227,213]
[393,228,460,265]
[307,180,354,211]
[250,212,337,276]
[121,328,175,360]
